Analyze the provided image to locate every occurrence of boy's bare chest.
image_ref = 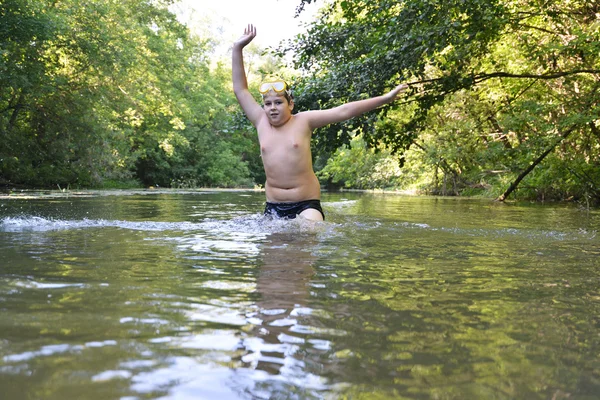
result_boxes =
[258,123,311,156]
[260,132,307,153]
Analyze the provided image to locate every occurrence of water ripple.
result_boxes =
[0,216,207,232]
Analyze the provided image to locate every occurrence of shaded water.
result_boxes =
[1,189,599,399]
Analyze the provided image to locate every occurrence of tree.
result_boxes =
[290,0,600,202]
[0,0,256,189]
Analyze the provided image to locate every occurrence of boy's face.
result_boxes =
[262,91,294,127]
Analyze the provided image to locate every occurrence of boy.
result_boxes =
[232,24,407,221]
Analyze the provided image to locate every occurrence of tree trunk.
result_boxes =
[496,126,577,202]
[6,92,25,135]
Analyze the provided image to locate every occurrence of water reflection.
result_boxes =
[237,228,333,397]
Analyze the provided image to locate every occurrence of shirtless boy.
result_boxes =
[232,24,407,221]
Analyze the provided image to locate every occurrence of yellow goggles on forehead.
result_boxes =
[259,81,290,95]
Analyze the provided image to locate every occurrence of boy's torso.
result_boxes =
[257,114,321,202]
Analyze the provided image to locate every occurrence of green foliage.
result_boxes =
[293,0,600,202]
[0,0,256,189]
[318,135,405,189]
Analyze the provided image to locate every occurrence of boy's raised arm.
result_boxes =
[305,83,408,130]
[232,24,264,126]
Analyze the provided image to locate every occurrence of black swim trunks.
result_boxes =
[264,199,325,220]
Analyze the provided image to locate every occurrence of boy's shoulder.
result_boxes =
[291,111,318,126]
[294,109,324,120]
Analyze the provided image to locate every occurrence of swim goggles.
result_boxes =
[259,80,292,96]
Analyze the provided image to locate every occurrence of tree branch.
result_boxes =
[496,125,577,202]
[474,70,600,83]
[514,23,561,36]
[406,69,599,98]
[567,166,600,198]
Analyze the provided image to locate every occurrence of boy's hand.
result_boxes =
[385,83,408,103]
[234,24,257,48]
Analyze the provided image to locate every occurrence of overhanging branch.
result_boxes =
[474,69,600,83]
[407,69,600,90]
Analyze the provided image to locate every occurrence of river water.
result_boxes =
[0,189,598,399]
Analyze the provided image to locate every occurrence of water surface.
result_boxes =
[1,190,599,399]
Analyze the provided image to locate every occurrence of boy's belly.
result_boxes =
[265,173,321,202]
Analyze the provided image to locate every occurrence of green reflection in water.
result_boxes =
[0,190,599,399]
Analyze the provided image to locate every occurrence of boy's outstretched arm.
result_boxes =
[232,24,264,126]
[305,83,408,130]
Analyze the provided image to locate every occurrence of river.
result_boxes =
[0,189,598,399]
